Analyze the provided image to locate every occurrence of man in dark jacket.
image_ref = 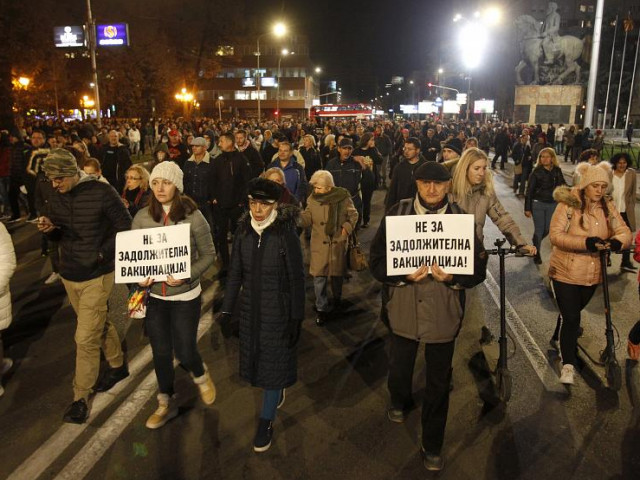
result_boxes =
[420,128,441,162]
[211,132,252,272]
[492,127,511,170]
[99,130,132,193]
[370,161,487,473]
[386,137,426,210]
[325,138,363,221]
[374,124,393,187]
[37,149,132,424]
[235,129,264,178]
[183,137,214,231]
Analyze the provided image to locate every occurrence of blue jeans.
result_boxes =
[313,276,343,312]
[146,295,205,395]
[531,200,557,253]
[261,388,282,421]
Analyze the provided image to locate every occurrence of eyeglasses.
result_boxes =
[125,175,142,180]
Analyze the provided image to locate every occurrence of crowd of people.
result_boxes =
[0,113,639,472]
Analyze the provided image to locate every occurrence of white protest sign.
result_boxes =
[115,223,191,284]
[386,214,474,276]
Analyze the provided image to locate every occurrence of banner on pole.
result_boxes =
[385,214,474,276]
[115,224,191,284]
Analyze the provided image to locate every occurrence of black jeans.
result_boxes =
[361,183,374,224]
[621,212,633,266]
[213,205,243,269]
[8,177,22,219]
[146,295,205,395]
[492,149,509,169]
[553,280,597,366]
[388,333,455,454]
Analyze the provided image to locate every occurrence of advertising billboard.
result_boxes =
[443,100,460,114]
[419,102,438,114]
[474,99,495,114]
[96,23,130,46]
[400,104,418,114]
[260,77,276,87]
[54,26,85,48]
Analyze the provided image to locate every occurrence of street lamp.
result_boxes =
[315,66,322,74]
[18,77,30,88]
[276,48,291,119]
[256,22,287,120]
[175,87,194,118]
[456,16,491,121]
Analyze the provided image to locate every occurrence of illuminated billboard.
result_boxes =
[54,26,85,48]
[96,23,130,46]
[443,100,460,114]
[474,99,495,114]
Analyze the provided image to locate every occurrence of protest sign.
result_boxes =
[385,214,474,276]
[115,224,191,284]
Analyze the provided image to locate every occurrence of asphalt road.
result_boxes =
[1,163,640,480]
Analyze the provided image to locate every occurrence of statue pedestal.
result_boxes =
[514,85,585,125]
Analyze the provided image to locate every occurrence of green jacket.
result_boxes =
[131,206,215,297]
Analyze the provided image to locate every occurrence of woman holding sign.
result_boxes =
[132,161,217,429]
[451,148,536,256]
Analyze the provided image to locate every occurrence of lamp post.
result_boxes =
[276,48,290,120]
[175,87,194,119]
[256,22,287,121]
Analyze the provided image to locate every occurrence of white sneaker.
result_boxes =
[1,358,12,375]
[44,272,61,285]
[560,364,575,385]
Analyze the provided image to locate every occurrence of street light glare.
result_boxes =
[273,22,287,37]
[281,48,289,55]
[453,13,462,22]
[485,6,502,25]
[315,67,322,73]
[18,76,30,87]
[458,22,486,69]
[438,68,444,74]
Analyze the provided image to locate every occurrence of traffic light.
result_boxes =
[428,82,433,88]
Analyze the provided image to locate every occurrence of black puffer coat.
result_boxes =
[222,205,305,389]
[47,175,132,282]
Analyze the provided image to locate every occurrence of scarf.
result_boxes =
[250,208,278,247]
[312,187,351,236]
[414,193,449,215]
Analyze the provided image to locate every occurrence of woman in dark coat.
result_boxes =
[353,132,382,227]
[220,177,305,453]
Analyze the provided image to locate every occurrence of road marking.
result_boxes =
[7,284,218,480]
[484,270,565,393]
[55,310,214,480]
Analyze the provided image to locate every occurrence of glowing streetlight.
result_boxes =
[273,22,287,37]
[276,48,291,117]
[453,13,462,22]
[438,68,444,74]
[18,76,31,88]
[315,66,322,73]
[484,6,502,25]
[409,80,414,85]
[175,88,194,102]
[256,21,288,120]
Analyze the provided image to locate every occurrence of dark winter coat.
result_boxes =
[420,136,441,162]
[324,156,363,210]
[46,175,132,282]
[239,144,265,178]
[222,205,305,389]
[385,157,426,210]
[99,143,132,193]
[525,165,566,211]
[299,146,322,181]
[210,150,252,208]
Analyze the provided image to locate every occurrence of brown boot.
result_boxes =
[192,365,216,405]
[145,393,178,429]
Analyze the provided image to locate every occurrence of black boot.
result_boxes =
[94,363,129,392]
[316,311,329,327]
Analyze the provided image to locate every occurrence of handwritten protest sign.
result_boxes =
[386,214,474,276]
[115,224,191,284]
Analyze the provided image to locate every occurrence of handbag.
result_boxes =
[127,285,150,319]
[348,231,369,272]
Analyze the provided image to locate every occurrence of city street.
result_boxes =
[1,162,640,480]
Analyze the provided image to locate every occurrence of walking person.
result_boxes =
[511,134,531,195]
[133,161,217,429]
[0,222,16,397]
[352,133,381,227]
[219,177,305,452]
[610,152,637,272]
[299,170,358,326]
[525,147,566,264]
[369,162,488,472]
[549,161,632,384]
[37,149,132,423]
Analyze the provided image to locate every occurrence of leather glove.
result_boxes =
[585,236,605,252]
[216,312,234,339]
[608,239,623,252]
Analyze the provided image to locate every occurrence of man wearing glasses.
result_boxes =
[37,149,132,424]
[324,138,363,225]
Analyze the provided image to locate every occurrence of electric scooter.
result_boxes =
[575,249,623,391]
[482,238,528,403]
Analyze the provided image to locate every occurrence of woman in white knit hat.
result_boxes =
[548,161,632,385]
[132,161,217,428]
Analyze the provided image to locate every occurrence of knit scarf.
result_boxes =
[312,187,351,236]
[250,208,278,247]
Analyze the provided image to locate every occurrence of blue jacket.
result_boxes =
[267,157,308,202]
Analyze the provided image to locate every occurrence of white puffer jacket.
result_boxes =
[0,223,16,330]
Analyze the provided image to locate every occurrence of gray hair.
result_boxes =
[263,167,286,184]
[309,169,335,188]
[324,134,335,148]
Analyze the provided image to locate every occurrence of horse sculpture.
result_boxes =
[514,15,584,85]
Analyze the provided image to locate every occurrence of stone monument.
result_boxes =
[513,2,587,125]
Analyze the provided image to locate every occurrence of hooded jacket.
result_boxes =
[549,186,632,286]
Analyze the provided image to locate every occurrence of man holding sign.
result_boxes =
[370,162,487,472]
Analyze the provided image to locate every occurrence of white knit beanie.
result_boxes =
[149,161,183,193]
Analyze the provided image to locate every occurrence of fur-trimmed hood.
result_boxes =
[237,203,300,235]
[553,185,582,209]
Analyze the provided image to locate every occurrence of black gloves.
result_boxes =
[585,237,605,252]
[609,239,623,252]
[216,312,234,339]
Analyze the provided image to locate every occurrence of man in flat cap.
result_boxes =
[370,161,487,473]
[37,149,132,424]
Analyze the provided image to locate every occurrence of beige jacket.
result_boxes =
[549,186,632,286]
[299,192,358,277]
[612,168,637,231]
[0,223,16,330]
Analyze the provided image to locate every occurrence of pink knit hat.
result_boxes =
[577,161,612,190]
